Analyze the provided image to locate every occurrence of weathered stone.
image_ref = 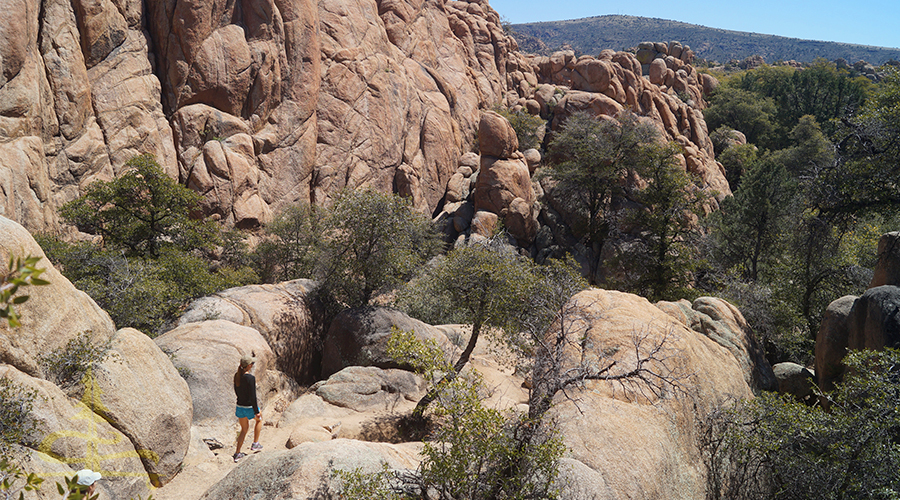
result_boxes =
[547,290,752,499]
[657,296,776,393]
[0,216,116,377]
[154,320,275,426]
[816,295,856,391]
[522,148,541,174]
[320,307,456,379]
[648,58,667,85]
[198,440,422,500]
[0,364,150,499]
[848,286,900,351]
[773,362,815,401]
[178,280,322,383]
[93,328,192,486]
[471,209,498,237]
[313,366,425,412]
[473,155,537,243]
[870,232,900,287]
[478,111,519,158]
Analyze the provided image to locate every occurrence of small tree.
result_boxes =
[615,142,709,301]
[545,110,659,282]
[302,188,442,311]
[60,154,218,258]
[254,203,324,284]
[395,237,537,418]
[708,156,796,282]
[382,329,564,500]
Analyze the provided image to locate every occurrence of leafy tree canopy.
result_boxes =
[60,154,218,258]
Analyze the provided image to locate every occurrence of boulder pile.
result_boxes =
[817,232,900,391]
[0,214,772,499]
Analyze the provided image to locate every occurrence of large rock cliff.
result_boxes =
[0,0,530,232]
[0,0,727,235]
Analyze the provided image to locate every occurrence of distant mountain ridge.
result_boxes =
[511,15,900,65]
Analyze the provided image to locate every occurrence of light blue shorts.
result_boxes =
[235,406,256,419]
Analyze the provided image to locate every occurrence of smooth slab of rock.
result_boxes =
[155,320,274,426]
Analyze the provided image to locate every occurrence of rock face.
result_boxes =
[531,49,729,203]
[1,0,530,232]
[198,439,422,499]
[0,216,116,377]
[2,0,728,243]
[546,289,753,499]
[154,320,276,426]
[816,295,857,392]
[816,286,900,392]
[178,280,322,383]
[870,232,900,288]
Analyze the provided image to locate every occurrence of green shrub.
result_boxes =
[38,332,111,391]
[36,236,255,336]
[703,348,900,499]
[495,107,545,151]
[0,378,40,458]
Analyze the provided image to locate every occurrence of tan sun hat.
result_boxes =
[240,354,256,368]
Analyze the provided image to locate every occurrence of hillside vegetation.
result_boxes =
[511,14,900,64]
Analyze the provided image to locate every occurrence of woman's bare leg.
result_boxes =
[253,414,262,443]
[235,417,249,454]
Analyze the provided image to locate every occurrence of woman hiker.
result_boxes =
[233,354,263,462]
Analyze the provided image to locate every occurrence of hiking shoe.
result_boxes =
[250,442,263,451]
[233,452,246,462]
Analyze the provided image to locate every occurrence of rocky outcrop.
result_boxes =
[816,235,900,391]
[530,49,729,203]
[92,328,192,486]
[320,307,458,379]
[657,297,776,393]
[0,364,150,499]
[198,439,422,499]
[545,289,752,499]
[178,280,323,383]
[154,320,275,426]
[2,0,729,243]
[1,0,532,232]
[472,111,539,244]
[816,288,900,391]
[0,216,116,378]
[1,215,196,489]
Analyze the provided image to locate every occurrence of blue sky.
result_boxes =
[489,0,900,49]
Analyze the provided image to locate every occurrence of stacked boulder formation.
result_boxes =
[817,232,900,391]
[0,0,729,241]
